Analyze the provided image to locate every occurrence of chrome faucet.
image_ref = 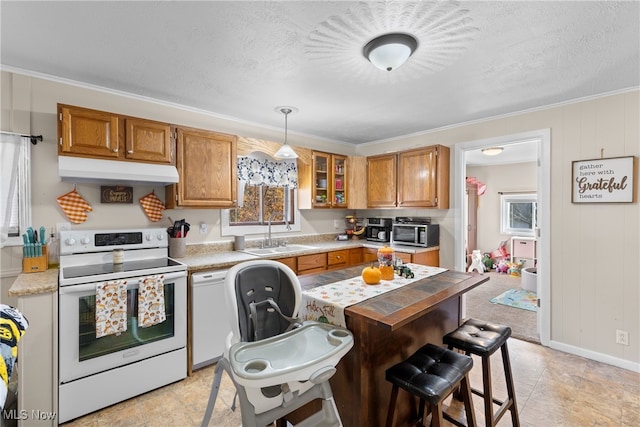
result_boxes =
[266,212,277,248]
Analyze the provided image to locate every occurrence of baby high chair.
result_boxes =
[201,260,354,427]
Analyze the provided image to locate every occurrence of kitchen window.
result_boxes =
[500,193,537,236]
[229,185,295,226]
[221,153,301,236]
[0,133,31,247]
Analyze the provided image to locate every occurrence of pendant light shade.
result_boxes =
[363,33,418,71]
[274,107,298,159]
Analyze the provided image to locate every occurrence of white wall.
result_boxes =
[1,70,638,368]
[467,162,537,253]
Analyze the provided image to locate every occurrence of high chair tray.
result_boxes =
[229,321,353,387]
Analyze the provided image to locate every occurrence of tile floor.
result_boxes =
[61,337,639,427]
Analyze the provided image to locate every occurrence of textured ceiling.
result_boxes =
[1,1,638,146]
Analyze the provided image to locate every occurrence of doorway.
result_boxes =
[454,129,550,346]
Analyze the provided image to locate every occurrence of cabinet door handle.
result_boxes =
[112,147,119,153]
[128,150,134,154]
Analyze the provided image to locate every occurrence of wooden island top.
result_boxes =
[298,264,488,331]
[293,264,489,427]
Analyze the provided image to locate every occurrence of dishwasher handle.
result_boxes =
[191,269,229,286]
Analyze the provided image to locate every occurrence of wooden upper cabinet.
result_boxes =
[398,147,439,207]
[312,151,348,209]
[58,104,120,158]
[124,118,172,163]
[58,104,174,164]
[367,153,397,208]
[367,145,450,209]
[347,156,367,209]
[166,127,237,208]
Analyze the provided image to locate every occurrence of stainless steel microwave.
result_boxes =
[391,223,439,248]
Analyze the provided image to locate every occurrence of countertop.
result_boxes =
[8,240,439,297]
[8,268,59,297]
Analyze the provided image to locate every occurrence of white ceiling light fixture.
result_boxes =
[363,33,418,71]
[273,107,298,159]
[481,147,504,156]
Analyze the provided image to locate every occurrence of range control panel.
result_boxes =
[59,228,167,254]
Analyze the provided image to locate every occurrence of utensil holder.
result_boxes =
[169,237,186,258]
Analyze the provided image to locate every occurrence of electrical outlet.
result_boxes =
[333,219,343,230]
[56,222,71,234]
[616,330,629,346]
[199,223,208,234]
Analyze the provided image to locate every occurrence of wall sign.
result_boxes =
[100,186,133,204]
[572,156,636,203]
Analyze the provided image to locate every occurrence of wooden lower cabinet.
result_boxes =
[413,250,440,267]
[276,257,297,273]
[327,250,349,270]
[363,247,378,263]
[348,248,363,265]
[297,253,327,275]
[270,246,438,277]
[363,247,439,267]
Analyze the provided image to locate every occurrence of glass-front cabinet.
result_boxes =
[312,151,347,208]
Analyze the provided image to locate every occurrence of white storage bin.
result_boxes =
[522,267,537,292]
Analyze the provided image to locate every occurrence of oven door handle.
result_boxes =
[58,271,186,294]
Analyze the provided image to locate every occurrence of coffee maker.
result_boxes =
[365,218,393,243]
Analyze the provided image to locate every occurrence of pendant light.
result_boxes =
[363,33,418,71]
[274,107,298,159]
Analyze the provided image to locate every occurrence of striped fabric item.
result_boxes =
[56,188,92,224]
[139,191,165,222]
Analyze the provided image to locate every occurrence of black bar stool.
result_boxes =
[385,343,477,427]
[443,319,520,427]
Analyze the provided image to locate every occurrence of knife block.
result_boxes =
[22,246,48,273]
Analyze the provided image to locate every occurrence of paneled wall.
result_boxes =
[359,90,640,367]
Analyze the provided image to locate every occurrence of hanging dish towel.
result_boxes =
[95,280,128,338]
[139,191,166,222]
[138,275,166,328]
[57,188,93,224]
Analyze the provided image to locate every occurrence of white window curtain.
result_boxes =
[1,133,30,245]
[236,152,297,207]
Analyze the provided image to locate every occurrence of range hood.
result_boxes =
[58,156,179,185]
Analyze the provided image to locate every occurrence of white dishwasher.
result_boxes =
[191,269,231,369]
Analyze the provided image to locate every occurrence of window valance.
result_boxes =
[237,154,297,188]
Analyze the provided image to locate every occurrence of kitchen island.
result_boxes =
[289,264,489,427]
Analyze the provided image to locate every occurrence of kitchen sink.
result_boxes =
[242,244,316,256]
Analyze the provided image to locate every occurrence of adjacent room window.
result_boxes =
[1,133,31,247]
[500,193,537,236]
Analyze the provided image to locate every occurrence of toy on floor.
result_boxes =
[494,259,509,274]
[468,250,486,273]
[482,253,494,271]
[508,261,524,277]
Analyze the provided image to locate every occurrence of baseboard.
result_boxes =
[549,339,640,373]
